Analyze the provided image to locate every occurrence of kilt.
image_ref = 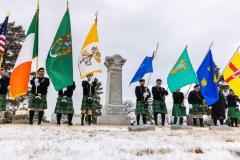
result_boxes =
[54,97,74,114]
[152,99,167,114]
[81,96,97,110]
[135,100,148,115]
[228,106,240,119]
[189,104,205,116]
[29,94,47,111]
[172,104,186,117]
[0,94,6,111]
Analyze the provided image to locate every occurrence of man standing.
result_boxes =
[152,79,168,126]
[55,81,76,126]
[227,89,240,127]
[81,74,97,125]
[29,68,50,125]
[188,84,205,127]
[172,89,186,125]
[0,68,9,112]
[135,79,151,125]
[211,87,226,126]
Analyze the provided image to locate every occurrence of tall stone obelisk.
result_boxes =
[97,54,131,125]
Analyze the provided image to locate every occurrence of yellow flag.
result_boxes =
[223,50,240,97]
[78,17,102,79]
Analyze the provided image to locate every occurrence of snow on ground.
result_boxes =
[0,124,239,160]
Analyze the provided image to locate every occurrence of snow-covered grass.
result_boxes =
[0,124,239,160]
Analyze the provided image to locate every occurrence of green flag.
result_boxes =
[167,47,198,93]
[46,9,73,91]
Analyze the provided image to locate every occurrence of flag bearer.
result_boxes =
[81,74,97,125]
[227,89,240,127]
[152,79,168,126]
[172,89,186,125]
[29,68,50,125]
[55,81,76,126]
[188,84,205,127]
[0,68,9,112]
[135,79,151,125]
[211,87,226,126]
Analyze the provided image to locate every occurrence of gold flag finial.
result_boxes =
[95,11,98,21]
[67,0,69,10]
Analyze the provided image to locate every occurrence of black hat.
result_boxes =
[139,79,145,82]
[194,84,200,88]
[38,67,45,72]
[156,79,162,82]
[229,89,233,92]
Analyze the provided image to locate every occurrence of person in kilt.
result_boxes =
[172,89,186,125]
[135,79,151,125]
[211,87,226,126]
[29,68,50,125]
[151,79,168,126]
[188,84,205,127]
[0,68,9,112]
[81,74,97,125]
[55,81,76,126]
[227,89,240,127]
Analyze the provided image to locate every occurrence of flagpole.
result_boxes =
[35,0,39,94]
[146,42,159,87]
[217,45,240,82]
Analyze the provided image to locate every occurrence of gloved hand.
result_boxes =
[62,88,67,92]
[34,78,40,86]
[143,92,149,98]
[0,75,2,79]
[89,79,94,85]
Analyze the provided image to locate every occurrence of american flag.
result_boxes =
[0,16,9,56]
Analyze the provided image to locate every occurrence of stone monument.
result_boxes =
[97,54,131,125]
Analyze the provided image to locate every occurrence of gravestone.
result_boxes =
[171,124,192,130]
[128,125,155,132]
[209,125,233,131]
[97,54,131,125]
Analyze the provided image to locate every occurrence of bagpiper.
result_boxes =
[188,84,205,127]
[81,74,97,125]
[211,87,226,126]
[29,68,50,125]
[227,89,240,127]
[55,81,76,126]
[0,68,9,112]
[152,79,168,126]
[135,79,151,125]
[172,89,186,125]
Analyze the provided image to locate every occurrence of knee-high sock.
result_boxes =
[68,114,73,125]
[87,115,92,125]
[199,118,204,127]
[57,113,62,125]
[136,115,140,125]
[219,119,224,125]
[38,111,44,125]
[173,117,178,124]
[142,115,147,124]
[179,117,183,125]
[234,118,238,127]
[81,113,85,125]
[193,118,197,126]
[213,118,217,126]
[154,113,158,125]
[29,110,35,124]
[161,113,165,126]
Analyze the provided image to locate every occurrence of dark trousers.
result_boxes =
[57,113,73,125]
[29,110,44,125]
[193,118,204,127]
[213,118,224,126]
[174,117,183,125]
[136,114,147,125]
[230,118,238,127]
[154,113,165,126]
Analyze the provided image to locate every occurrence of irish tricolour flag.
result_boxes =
[10,8,39,99]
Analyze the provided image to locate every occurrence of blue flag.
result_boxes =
[130,56,153,85]
[197,50,219,105]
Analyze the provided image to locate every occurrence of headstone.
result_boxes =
[97,54,131,125]
[12,115,28,124]
[171,124,192,130]
[128,125,155,132]
[209,125,233,131]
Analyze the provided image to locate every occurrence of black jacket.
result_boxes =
[30,77,50,95]
[58,82,76,98]
[152,86,168,101]
[0,76,9,95]
[227,94,240,107]
[82,80,97,96]
[188,90,204,105]
[173,91,184,104]
[135,86,151,101]
[211,91,226,119]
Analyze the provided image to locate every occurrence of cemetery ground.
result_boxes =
[0,124,239,160]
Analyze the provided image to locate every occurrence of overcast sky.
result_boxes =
[1,0,240,119]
